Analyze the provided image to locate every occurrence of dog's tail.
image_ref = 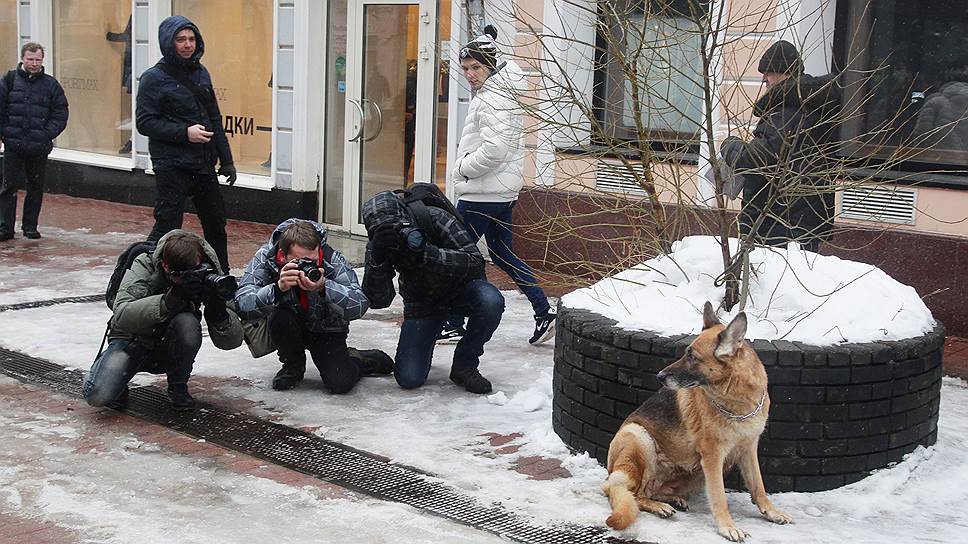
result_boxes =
[603,469,639,530]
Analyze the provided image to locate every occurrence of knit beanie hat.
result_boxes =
[758,40,803,75]
[459,25,499,70]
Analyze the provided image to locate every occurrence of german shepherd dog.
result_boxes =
[602,302,792,541]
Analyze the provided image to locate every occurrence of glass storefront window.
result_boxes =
[324,0,348,225]
[52,0,132,156]
[173,0,273,176]
[0,0,16,68]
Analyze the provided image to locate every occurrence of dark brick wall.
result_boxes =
[552,306,944,493]
[514,187,968,338]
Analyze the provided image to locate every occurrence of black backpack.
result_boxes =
[105,241,156,310]
[97,241,155,358]
[394,183,465,232]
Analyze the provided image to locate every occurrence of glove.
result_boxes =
[720,136,745,166]
[218,163,238,186]
[369,222,402,263]
[203,294,230,325]
[161,287,194,315]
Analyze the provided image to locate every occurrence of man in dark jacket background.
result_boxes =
[721,40,840,252]
[137,15,236,270]
[0,42,69,241]
[362,187,504,394]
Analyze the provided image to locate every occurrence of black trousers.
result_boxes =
[268,307,362,394]
[0,149,48,235]
[147,167,229,271]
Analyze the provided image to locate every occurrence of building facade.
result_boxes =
[4,0,968,333]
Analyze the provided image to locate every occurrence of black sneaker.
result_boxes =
[436,324,466,344]
[529,309,557,345]
[349,348,394,376]
[450,367,493,394]
[23,230,41,240]
[167,384,196,411]
[106,386,129,411]
[272,361,306,390]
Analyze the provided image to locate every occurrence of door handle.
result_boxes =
[363,99,384,142]
[347,99,365,142]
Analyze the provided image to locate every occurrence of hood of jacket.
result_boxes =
[268,218,330,249]
[158,15,205,69]
[362,191,412,231]
[480,59,528,100]
[754,73,840,118]
[151,228,225,273]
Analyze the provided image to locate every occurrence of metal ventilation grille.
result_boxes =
[596,160,648,196]
[841,186,917,225]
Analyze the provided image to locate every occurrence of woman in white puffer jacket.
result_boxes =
[443,25,556,346]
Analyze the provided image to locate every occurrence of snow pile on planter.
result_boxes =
[562,236,935,345]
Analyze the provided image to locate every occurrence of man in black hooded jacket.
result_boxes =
[137,15,236,271]
[721,40,840,252]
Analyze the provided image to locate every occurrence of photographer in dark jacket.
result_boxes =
[362,188,504,394]
[0,42,69,241]
[235,219,392,393]
[721,40,840,252]
[137,16,236,270]
[83,230,243,411]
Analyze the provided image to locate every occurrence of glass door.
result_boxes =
[344,0,438,235]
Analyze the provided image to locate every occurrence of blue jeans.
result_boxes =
[451,200,550,322]
[83,312,202,407]
[395,279,504,389]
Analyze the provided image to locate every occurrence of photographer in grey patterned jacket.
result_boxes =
[235,219,392,393]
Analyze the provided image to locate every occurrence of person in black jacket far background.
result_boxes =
[721,40,841,252]
[0,42,69,241]
[137,15,236,271]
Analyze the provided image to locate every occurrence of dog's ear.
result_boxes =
[702,301,721,330]
[714,312,747,359]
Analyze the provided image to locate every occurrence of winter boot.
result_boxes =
[167,383,196,411]
[450,367,493,394]
[272,359,306,391]
[107,385,130,411]
[349,348,394,376]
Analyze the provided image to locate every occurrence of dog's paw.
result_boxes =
[666,496,690,512]
[718,524,750,542]
[636,498,677,518]
[762,507,793,525]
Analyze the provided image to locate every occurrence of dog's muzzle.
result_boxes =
[657,369,705,390]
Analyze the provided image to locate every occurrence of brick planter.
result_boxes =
[552,306,945,492]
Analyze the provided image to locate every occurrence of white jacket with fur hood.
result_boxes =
[452,60,527,203]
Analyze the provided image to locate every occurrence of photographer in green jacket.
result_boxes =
[83,230,243,410]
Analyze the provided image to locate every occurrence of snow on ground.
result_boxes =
[563,236,936,346]
[0,376,502,544]
[1,245,966,543]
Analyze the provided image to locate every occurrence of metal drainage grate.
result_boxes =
[0,347,648,544]
[0,293,105,313]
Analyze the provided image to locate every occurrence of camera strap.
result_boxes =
[157,62,220,127]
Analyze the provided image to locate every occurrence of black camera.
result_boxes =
[203,267,239,301]
[398,221,426,252]
[295,257,323,282]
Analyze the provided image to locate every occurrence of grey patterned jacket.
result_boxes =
[235,218,368,334]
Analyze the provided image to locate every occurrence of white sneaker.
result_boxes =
[529,309,557,345]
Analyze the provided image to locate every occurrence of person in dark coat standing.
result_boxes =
[0,42,69,241]
[721,40,840,252]
[137,15,236,271]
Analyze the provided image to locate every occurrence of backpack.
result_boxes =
[105,241,156,310]
[393,182,465,232]
[96,241,155,358]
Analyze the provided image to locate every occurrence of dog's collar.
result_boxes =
[708,388,767,421]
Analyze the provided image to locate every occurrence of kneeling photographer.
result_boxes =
[362,187,504,394]
[235,219,392,393]
[83,230,243,410]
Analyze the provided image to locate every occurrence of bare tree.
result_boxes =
[456,0,967,317]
